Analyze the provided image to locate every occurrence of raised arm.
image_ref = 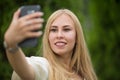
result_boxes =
[4,9,44,80]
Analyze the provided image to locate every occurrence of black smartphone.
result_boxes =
[18,5,41,47]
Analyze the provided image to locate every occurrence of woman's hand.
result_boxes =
[4,9,44,47]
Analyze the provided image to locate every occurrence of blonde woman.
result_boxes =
[4,8,97,80]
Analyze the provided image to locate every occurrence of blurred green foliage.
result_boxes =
[0,0,120,80]
[87,0,120,80]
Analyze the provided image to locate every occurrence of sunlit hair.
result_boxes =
[42,9,97,80]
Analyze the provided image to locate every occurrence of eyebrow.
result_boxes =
[51,25,71,28]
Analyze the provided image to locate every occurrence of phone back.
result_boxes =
[19,5,41,47]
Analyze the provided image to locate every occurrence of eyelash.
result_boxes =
[64,28,71,31]
[50,29,57,32]
[50,28,71,32]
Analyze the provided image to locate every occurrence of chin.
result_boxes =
[54,51,66,56]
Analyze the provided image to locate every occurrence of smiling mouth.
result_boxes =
[55,42,67,47]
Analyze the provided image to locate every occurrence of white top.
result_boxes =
[11,56,49,80]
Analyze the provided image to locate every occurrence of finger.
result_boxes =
[16,19,44,34]
[21,12,44,20]
[20,18,44,28]
[26,31,43,38]
[27,18,44,25]
[25,24,43,31]
[13,9,21,21]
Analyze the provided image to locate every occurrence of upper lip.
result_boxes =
[54,41,67,45]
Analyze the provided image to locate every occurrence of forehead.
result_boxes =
[51,14,74,26]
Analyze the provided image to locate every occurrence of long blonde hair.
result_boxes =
[42,9,97,80]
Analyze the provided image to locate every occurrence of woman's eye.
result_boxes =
[50,29,57,32]
[64,28,71,31]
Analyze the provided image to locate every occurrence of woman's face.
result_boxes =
[49,14,76,57]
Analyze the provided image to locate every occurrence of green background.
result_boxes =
[0,0,120,80]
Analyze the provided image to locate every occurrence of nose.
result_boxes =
[57,30,64,39]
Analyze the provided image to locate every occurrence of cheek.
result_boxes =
[66,32,76,43]
[68,37,76,46]
[65,33,76,53]
[48,33,54,46]
[49,34,52,44]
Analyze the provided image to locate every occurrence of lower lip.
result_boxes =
[55,43,66,48]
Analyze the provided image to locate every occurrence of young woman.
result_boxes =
[4,8,97,80]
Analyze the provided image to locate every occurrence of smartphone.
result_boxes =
[18,5,41,47]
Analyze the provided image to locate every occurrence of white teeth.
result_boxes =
[56,42,65,46]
